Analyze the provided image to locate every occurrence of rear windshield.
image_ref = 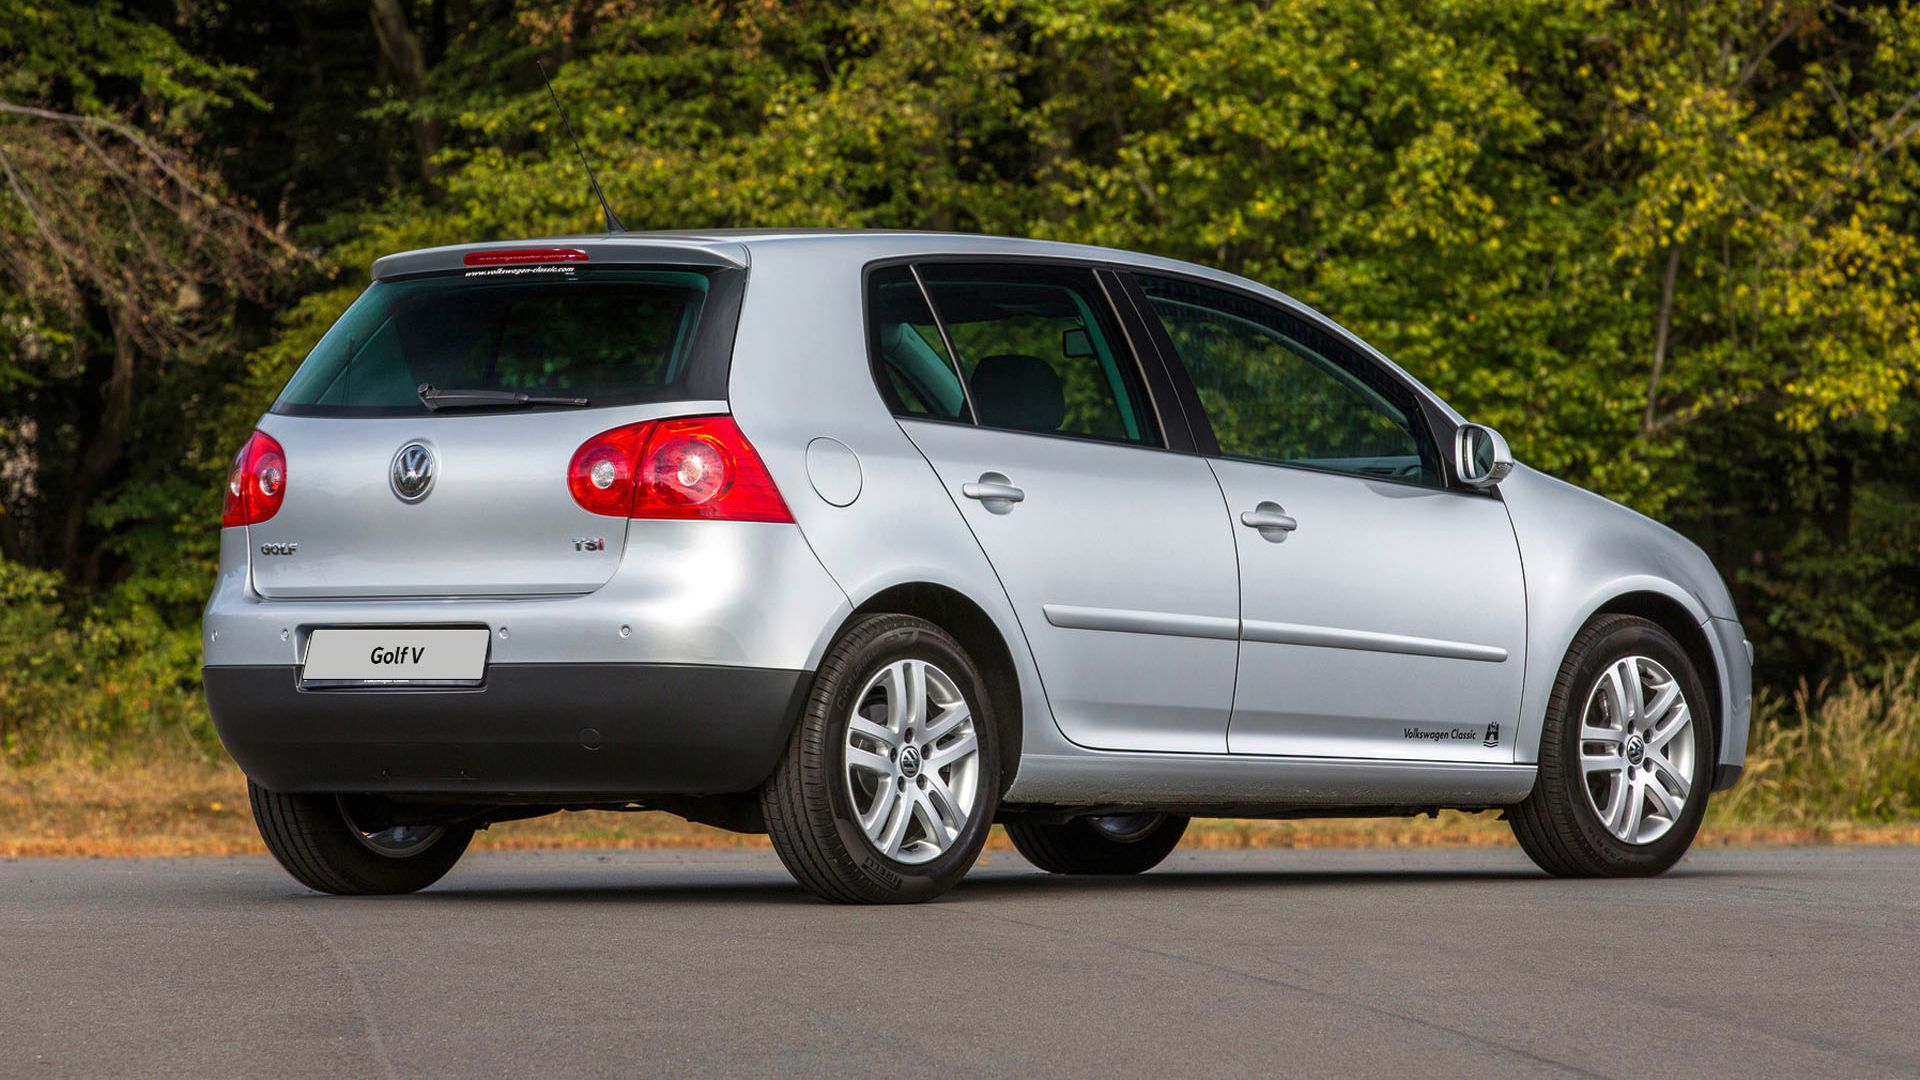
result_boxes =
[272,266,742,416]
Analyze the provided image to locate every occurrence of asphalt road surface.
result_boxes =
[4,846,1918,1078]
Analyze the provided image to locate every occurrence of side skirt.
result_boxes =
[1004,751,1536,810]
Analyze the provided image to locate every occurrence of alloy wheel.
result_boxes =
[843,658,981,865]
[1578,655,1696,844]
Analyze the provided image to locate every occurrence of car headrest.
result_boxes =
[969,354,1065,434]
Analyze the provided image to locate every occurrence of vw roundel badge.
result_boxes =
[389,442,435,503]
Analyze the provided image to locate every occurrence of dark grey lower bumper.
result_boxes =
[205,663,810,798]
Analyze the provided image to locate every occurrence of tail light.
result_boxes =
[568,415,793,523]
[222,430,287,527]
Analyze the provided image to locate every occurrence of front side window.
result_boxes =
[915,263,1160,447]
[1137,274,1437,486]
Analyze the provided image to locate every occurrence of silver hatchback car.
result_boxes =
[204,230,1752,902]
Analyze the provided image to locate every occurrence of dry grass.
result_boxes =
[1712,659,1920,826]
[6,752,1918,860]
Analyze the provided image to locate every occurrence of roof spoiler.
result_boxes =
[371,238,749,281]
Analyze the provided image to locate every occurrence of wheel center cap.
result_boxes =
[1625,734,1647,766]
[898,745,922,779]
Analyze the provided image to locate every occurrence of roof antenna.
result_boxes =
[537,60,625,233]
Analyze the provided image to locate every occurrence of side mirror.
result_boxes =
[1455,423,1513,489]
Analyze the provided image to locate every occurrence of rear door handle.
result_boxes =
[1240,501,1298,538]
[962,473,1025,513]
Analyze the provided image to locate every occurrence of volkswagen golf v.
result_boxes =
[203,230,1752,903]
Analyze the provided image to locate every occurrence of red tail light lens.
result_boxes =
[222,430,287,527]
[568,416,793,523]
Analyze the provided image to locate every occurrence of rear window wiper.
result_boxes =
[417,384,589,410]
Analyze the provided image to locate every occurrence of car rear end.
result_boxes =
[202,239,849,799]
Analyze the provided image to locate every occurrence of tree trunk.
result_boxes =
[1821,452,1854,548]
[0,503,21,564]
[56,314,138,588]
[370,0,444,185]
[1642,240,1685,439]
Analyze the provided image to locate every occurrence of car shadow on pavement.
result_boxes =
[282,853,1744,907]
[357,864,1757,907]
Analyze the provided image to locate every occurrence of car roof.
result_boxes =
[374,229,1237,289]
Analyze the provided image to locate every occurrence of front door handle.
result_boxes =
[1240,501,1298,540]
[962,472,1025,514]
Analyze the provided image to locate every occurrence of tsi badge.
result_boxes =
[572,537,606,552]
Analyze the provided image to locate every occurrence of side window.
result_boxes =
[867,265,969,421]
[917,263,1160,447]
[1137,274,1438,486]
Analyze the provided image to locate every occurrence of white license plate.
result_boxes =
[301,628,491,684]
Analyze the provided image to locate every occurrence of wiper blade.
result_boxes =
[417,384,589,410]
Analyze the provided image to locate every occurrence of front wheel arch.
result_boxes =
[1591,591,1724,774]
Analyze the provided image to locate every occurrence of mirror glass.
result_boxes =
[1465,426,1495,481]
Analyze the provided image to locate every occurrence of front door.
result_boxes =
[871,261,1241,754]
[1128,272,1528,762]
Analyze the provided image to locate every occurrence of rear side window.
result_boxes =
[907,263,1160,446]
[274,267,740,416]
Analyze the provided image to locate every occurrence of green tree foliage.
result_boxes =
[4,0,1920,758]
[0,2,296,591]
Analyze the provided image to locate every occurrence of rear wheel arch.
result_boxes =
[1591,590,1724,764]
[843,582,1023,793]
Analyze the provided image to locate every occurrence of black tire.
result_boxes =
[1509,614,1714,877]
[1005,813,1189,875]
[248,781,473,895]
[761,613,1001,904]
[1006,807,1182,876]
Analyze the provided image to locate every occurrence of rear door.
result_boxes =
[1124,272,1528,763]
[871,261,1241,754]
[249,264,742,598]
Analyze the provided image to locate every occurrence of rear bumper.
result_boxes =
[206,662,809,797]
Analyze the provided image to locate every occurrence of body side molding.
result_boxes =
[1041,603,1239,641]
[1240,618,1508,663]
[1042,603,1507,662]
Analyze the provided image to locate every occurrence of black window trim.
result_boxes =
[858,253,1198,455]
[1114,267,1482,495]
[908,263,979,425]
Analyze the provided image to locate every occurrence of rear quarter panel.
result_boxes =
[722,240,1074,764]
